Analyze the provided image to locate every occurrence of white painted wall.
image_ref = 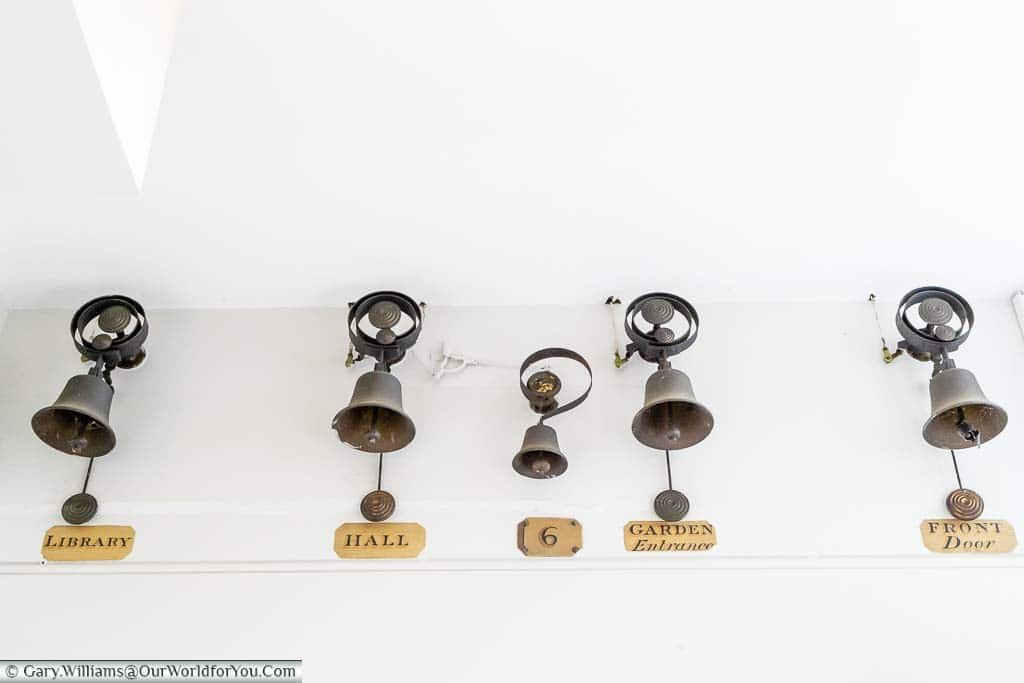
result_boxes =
[71,0,183,188]
[1,298,1023,679]
[2,1,1024,307]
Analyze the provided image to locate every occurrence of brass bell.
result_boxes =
[512,424,568,479]
[31,374,116,458]
[632,368,714,450]
[923,367,1007,450]
[332,370,415,452]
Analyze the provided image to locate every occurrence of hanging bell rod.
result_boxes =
[360,453,396,522]
[653,450,689,522]
[60,456,99,525]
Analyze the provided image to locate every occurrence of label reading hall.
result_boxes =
[334,522,426,559]
[920,519,1017,554]
[624,521,717,552]
[41,525,135,562]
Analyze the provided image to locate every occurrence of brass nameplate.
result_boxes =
[41,525,135,562]
[920,519,1017,554]
[334,522,425,559]
[517,517,582,557]
[624,521,717,552]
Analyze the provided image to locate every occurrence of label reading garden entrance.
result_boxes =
[41,525,135,561]
[624,521,717,552]
[334,522,425,559]
[517,517,582,557]
[920,519,1017,554]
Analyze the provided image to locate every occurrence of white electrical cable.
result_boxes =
[430,341,478,379]
[1011,291,1024,342]
[405,304,520,381]
[412,341,520,381]
[606,296,628,362]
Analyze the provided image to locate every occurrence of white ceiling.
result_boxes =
[1,0,1023,309]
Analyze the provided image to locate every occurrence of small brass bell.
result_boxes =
[512,348,592,481]
[632,368,714,451]
[889,286,1009,521]
[924,367,1007,450]
[33,295,149,525]
[337,292,424,522]
[332,370,416,453]
[31,374,116,458]
[619,293,712,521]
[513,424,568,479]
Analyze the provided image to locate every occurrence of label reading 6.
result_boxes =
[517,517,582,557]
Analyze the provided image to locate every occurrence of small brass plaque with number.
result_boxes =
[334,522,426,559]
[920,519,1017,554]
[41,525,135,562]
[517,517,582,557]
[624,521,717,552]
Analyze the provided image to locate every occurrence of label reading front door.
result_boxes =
[920,519,1017,554]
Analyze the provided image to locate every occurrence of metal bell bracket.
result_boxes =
[71,294,149,379]
[346,291,424,372]
[620,293,700,368]
[519,347,593,425]
[875,286,974,367]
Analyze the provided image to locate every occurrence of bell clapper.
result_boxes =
[363,405,383,448]
[953,406,980,444]
[662,398,681,444]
